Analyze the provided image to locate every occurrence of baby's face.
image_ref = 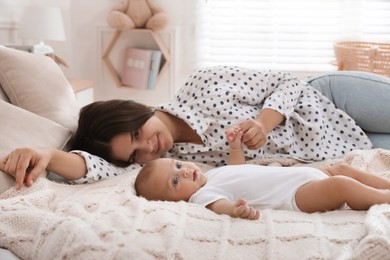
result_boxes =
[147,158,207,202]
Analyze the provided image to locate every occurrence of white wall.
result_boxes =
[0,0,318,106]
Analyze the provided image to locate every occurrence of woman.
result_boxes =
[0,66,372,188]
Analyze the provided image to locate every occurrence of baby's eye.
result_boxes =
[171,176,179,187]
[175,162,182,169]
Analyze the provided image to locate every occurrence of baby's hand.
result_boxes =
[225,127,243,150]
[233,198,260,220]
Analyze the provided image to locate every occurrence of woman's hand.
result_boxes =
[239,108,285,150]
[239,119,269,150]
[0,148,51,189]
[233,199,260,220]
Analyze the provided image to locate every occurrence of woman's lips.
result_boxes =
[193,171,198,181]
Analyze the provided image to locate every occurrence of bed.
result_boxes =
[1,47,390,259]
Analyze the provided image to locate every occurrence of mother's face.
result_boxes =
[110,115,174,164]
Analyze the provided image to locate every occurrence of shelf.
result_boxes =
[102,29,170,87]
[67,78,94,93]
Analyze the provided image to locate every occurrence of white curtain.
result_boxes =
[190,0,390,72]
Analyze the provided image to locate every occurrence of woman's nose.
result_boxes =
[140,139,154,153]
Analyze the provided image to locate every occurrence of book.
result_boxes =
[147,50,162,90]
[121,47,153,89]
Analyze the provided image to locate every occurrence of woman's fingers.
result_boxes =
[239,119,267,149]
[235,129,243,140]
[0,156,7,172]
[2,148,40,189]
[242,128,263,149]
[25,161,46,187]
[0,148,50,189]
[14,152,33,189]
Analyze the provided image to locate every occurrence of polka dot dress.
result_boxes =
[158,66,372,165]
[66,151,139,184]
[70,66,372,184]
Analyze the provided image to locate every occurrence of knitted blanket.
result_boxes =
[1,149,390,259]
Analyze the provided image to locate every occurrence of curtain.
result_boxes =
[190,0,390,71]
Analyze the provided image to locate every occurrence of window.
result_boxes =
[191,0,390,72]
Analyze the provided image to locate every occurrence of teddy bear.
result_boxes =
[107,0,168,31]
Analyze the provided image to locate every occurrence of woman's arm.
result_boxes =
[172,66,303,151]
[207,198,260,220]
[0,148,87,189]
[46,149,87,180]
[202,67,301,150]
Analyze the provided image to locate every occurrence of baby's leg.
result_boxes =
[321,163,390,189]
[295,176,390,213]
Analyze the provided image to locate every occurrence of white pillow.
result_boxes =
[0,47,79,130]
[0,100,72,194]
[0,86,8,102]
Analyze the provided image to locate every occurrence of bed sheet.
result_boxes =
[1,149,390,259]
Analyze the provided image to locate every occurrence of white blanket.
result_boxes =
[1,149,390,259]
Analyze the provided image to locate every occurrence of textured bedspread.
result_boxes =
[1,149,390,259]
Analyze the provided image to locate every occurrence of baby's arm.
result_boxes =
[225,127,246,165]
[207,198,260,220]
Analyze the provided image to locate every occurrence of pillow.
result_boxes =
[0,47,79,131]
[0,100,72,194]
[0,85,9,102]
[305,71,390,133]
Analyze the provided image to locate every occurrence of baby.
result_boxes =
[135,128,390,220]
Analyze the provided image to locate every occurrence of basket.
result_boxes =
[333,41,390,78]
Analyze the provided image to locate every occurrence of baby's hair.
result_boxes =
[134,160,159,199]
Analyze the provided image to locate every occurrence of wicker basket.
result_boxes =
[333,41,390,78]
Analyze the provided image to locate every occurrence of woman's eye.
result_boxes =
[172,176,179,187]
[175,162,182,169]
[132,130,139,140]
[128,151,137,164]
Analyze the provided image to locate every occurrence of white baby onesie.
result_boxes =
[189,164,328,211]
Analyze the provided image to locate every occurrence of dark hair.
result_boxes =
[70,99,154,166]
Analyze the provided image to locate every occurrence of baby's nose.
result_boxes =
[181,168,190,178]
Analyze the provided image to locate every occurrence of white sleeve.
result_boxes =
[262,71,305,119]
[66,150,142,184]
[177,66,304,120]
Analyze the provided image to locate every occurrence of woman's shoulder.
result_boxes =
[188,65,260,76]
